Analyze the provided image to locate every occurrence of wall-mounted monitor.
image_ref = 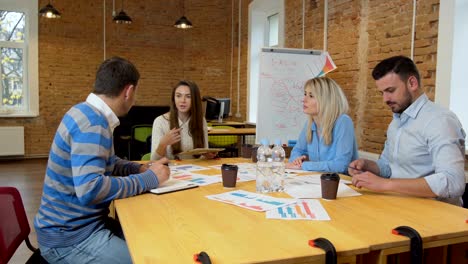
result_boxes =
[203,97,231,121]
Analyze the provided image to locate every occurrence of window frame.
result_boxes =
[247,0,284,123]
[267,13,279,47]
[436,0,467,153]
[0,0,38,117]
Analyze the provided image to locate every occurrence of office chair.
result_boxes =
[208,126,238,157]
[0,186,47,264]
[129,125,153,160]
[141,153,151,161]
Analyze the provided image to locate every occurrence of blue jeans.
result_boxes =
[39,224,132,264]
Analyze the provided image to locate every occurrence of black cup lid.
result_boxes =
[221,164,238,170]
[320,173,340,181]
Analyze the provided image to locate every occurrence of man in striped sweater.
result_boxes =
[34,57,170,263]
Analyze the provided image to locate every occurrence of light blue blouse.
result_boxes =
[289,114,358,174]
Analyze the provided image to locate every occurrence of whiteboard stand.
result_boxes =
[256,47,336,145]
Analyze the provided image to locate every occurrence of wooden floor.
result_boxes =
[0,158,47,264]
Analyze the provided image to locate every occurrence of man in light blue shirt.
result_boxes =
[349,56,466,206]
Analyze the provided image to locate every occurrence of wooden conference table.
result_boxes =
[115,158,468,264]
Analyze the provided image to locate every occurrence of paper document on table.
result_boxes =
[235,163,257,181]
[285,176,360,199]
[171,171,221,186]
[150,179,198,194]
[170,164,211,172]
[206,190,296,212]
[209,163,257,182]
[266,199,330,220]
[286,174,351,184]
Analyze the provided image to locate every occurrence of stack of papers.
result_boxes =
[266,199,331,220]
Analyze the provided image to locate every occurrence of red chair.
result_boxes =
[0,187,45,264]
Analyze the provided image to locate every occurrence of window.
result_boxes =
[436,0,468,153]
[247,0,284,123]
[267,13,279,47]
[0,0,38,117]
[1,12,25,110]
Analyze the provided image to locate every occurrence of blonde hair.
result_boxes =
[305,77,349,145]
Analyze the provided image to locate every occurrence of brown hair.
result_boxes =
[371,55,421,86]
[93,56,139,97]
[167,80,205,154]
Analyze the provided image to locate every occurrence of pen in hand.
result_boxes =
[148,162,170,167]
[348,165,364,174]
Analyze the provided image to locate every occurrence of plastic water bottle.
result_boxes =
[271,139,286,192]
[256,139,273,193]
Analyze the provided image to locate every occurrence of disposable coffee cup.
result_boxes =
[320,173,340,200]
[221,164,238,188]
[251,147,259,163]
[242,144,253,159]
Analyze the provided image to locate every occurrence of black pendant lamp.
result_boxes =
[174,1,192,29]
[113,0,132,24]
[39,1,61,19]
[174,16,192,29]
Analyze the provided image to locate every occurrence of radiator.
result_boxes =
[0,126,25,156]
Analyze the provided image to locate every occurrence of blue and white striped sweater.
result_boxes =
[34,102,159,248]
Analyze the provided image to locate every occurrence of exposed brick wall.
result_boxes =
[360,0,440,153]
[182,0,233,105]
[285,0,325,49]
[280,0,441,155]
[220,0,251,122]
[0,0,234,157]
[237,0,252,122]
[326,0,364,146]
[0,0,448,159]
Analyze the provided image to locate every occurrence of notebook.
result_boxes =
[178,148,224,156]
[150,179,198,195]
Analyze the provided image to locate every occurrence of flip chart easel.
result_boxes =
[256,47,336,144]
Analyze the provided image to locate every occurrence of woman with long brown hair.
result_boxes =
[150,80,215,160]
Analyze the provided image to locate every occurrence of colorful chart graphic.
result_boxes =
[206,190,295,212]
[171,164,210,171]
[171,171,220,186]
[266,199,330,221]
[318,55,337,77]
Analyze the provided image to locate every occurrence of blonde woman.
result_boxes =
[286,77,358,173]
